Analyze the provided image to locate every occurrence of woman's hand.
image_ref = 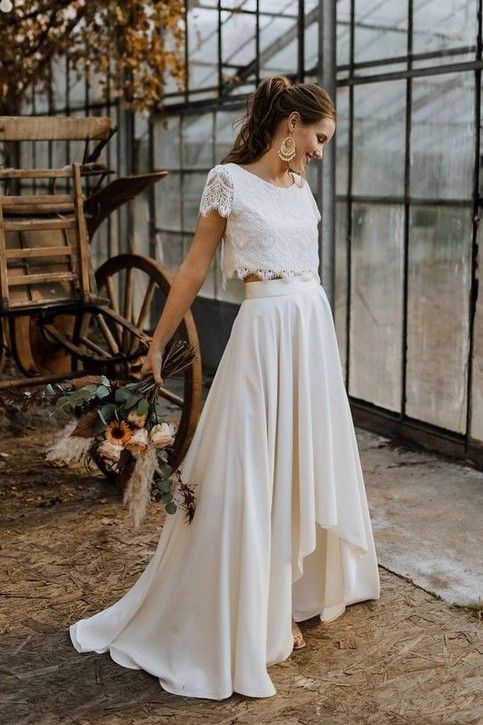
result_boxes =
[140,344,165,385]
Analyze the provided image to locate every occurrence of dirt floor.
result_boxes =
[1,402,482,724]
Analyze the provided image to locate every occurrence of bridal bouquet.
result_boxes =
[6,340,198,528]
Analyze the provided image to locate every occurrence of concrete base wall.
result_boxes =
[190,296,239,374]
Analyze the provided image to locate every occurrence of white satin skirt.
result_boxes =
[69,274,380,700]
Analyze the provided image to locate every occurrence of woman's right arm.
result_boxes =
[140,209,227,384]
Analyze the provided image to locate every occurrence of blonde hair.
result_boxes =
[221,75,336,165]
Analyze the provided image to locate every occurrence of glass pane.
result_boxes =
[262,30,298,76]
[188,6,219,91]
[90,215,109,271]
[154,171,181,231]
[410,72,474,201]
[413,0,477,56]
[354,0,408,63]
[260,0,298,16]
[335,200,349,381]
[353,81,406,197]
[349,203,405,411]
[470,219,483,442]
[182,114,214,169]
[354,61,406,77]
[51,59,67,111]
[335,85,349,196]
[304,15,318,70]
[68,62,86,109]
[182,171,209,231]
[413,51,476,70]
[33,82,49,114]
[337,0,351,67]
[260,15,294,73]
[153,116,180,169]
[222,11,256,67]
[406,205,473,432]
[130,192,150,257]
[215,110,239,163]
[154,231,184,276]
[106,104,119,175]
[223,0,257,10]
[52,139,67,169]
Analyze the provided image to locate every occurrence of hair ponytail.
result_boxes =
[221,75,335,165]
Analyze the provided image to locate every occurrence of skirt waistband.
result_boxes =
[243,274,320,299]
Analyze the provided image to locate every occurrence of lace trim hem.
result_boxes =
[221,266,319,290]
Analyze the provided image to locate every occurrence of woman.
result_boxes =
[69,75,380,700]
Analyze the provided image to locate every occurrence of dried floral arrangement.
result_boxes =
[3,340,198,528]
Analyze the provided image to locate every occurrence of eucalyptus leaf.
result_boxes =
[96,385,111,399]
[94,416,107,433]
[165,502,177,515]
[120,394,144,412]
[100,403,117,420]
[56,395,71,406]
[115,388,131,403]
[137,398,149,416]
[156,461,172,477]
[156,478,172,494]
[81,384,99,396]
[100,375,111,387]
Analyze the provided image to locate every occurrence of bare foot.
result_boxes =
[292,618,306,650]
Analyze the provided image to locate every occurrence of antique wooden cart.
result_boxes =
[0,116,202,469]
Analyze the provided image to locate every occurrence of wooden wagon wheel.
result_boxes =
[9,313,74,377]
[0,319,8,373]
[8,254,202,470]
[93,254,203,470]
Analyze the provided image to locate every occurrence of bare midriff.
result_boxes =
[243,273,284,283]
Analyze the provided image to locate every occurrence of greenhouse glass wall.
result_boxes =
[24,0,482,468]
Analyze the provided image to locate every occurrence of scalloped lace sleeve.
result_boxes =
[199,165,234,218]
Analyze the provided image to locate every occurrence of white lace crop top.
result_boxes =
[198,162,322,289]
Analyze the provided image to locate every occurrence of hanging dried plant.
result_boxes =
[0,1,186,115]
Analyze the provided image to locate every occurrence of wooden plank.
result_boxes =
[3,203,75,214]
[7,296,74,310]
[1,194,73,205]
[0,200,9,310]
[2,193,74,216]
[0,169,72,179]
[0,116,112,141]
[8,271,74,286]
[72,163,91,304]
[3,219,77,232]
[5,246,73,259]
[0,369,98,390]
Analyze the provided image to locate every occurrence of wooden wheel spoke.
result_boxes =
[156,386,184,407]
[136,279,157,333]
[104,276,122,345]
[78,332,112,359]
[97,313,120,356]
[104,276,119,314]
[126,279,157,355]
[93,253,202,469]
[121,268,133,351]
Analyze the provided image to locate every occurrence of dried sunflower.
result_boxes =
[105,420,132,446]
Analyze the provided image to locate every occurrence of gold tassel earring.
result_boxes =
[278,132,296,162]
